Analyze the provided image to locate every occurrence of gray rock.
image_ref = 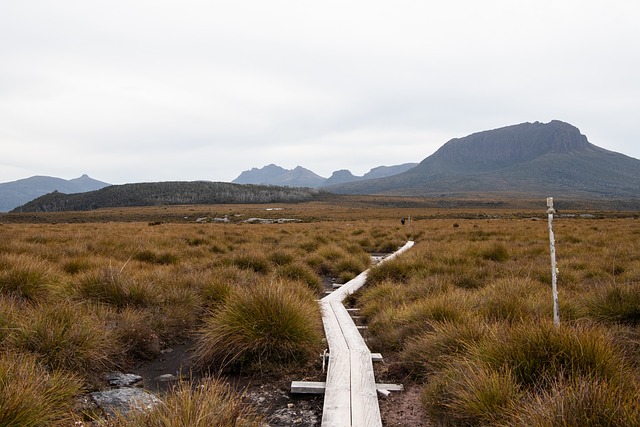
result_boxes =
[91,387,160,418]
[155,373,178,382]
[106,373,143,387]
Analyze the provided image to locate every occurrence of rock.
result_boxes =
[91,387,160,418]
[106,373,143,387]
[269,407,319,426]
[155,373,178,382]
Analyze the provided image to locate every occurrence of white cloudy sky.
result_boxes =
[1,1,639,184]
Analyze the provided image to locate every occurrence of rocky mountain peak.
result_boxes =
[431,120,595,168]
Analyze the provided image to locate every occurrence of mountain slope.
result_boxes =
[326,121,640,199]
[0,174,110,212]
[11,181,322,212]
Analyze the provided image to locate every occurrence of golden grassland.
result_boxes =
[1,199,639,425]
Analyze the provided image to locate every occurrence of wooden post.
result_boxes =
[546,197,560,327]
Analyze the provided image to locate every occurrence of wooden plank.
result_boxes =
[317,241,414,427]
[320,301,351,426]
[350,347,382,427]
[291,381,327,394]
[292,381,404,394]
[322,352,383,363]
[371,353,383,362]
[331,302,380,427]
[376,383,404,392]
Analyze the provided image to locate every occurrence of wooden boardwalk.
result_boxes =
[318,241,415,427]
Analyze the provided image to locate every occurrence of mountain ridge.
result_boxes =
[232,163,419,187]
[326,120,640,198]
[0,174,110,212]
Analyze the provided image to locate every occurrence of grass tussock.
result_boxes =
[76,267,157,308]
[192,279,323,371]
[100,376,263,427]
[8,300,118,375]
[275,262,323,293]
[0,351,82,427]
[0,254,56,302]
[505,376,640,426]
[474,322,628,390]
[472,277,551,323]
[401,319,488,377]
[582,281,640,325]
[423,360,522,426]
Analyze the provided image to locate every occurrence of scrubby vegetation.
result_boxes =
[357,215,640,425]
[1,201,638,425]
[0,203,407,424]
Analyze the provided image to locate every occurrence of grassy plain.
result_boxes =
[1,197,639,425]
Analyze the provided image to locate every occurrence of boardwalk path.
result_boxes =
[319,241,415,427]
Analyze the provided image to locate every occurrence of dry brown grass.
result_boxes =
[1,201,638,424]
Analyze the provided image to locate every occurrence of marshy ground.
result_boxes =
[1,198,639,425]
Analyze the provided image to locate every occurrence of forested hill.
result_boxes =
[11,181,322,212]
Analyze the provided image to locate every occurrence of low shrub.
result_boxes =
[0,352,82,427]
[192,280,323,371]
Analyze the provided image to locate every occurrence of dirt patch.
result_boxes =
[379,384,430,426]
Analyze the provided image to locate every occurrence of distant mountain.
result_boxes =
[0,174,110,212]
[232,163,418,188]
[324,170,359,186]
[361,164,419,180]
[233,164,326,188]
[11,181,323,213]
[326,120,640,199]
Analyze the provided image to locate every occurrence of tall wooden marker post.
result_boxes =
[547,197,560,327]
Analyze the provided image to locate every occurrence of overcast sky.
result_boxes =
[1,1,639,185]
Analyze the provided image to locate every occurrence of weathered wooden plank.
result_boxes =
[322,352,383,363]
[350,347,381,427]
[330,301,380,427]
[320,301,351,426]
[291,381,404,394]
[317,241,414,427]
